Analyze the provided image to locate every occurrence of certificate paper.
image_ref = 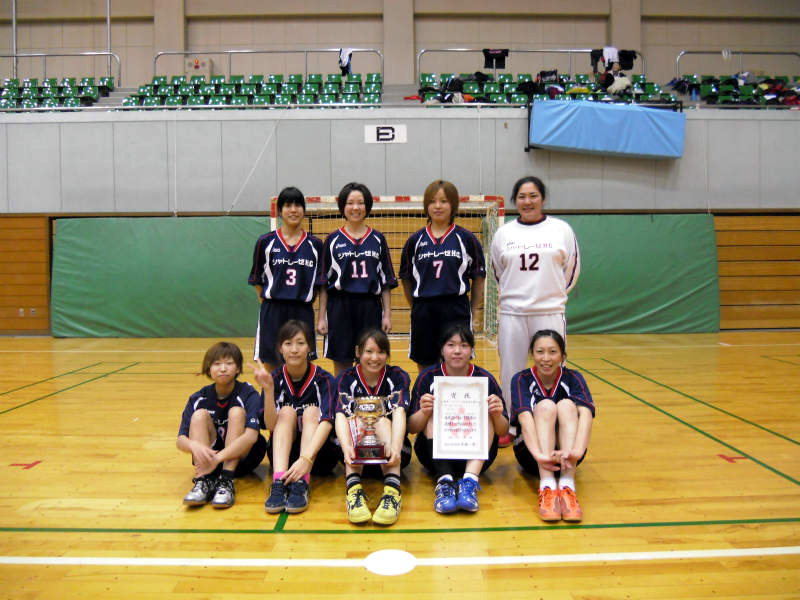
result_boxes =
[432,376,489,460]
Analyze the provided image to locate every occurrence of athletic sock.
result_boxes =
[220,469,234,481]
[462,472,479,483]
[346,473,362,492]
[436,474,454,485]
[558,474,575,491]
[540,474,557,491]
[273,471,286,482]
[383,474,401,494]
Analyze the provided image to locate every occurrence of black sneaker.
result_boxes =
[285,480,309,513]
[183,476,215,506]
[211,476,235,509]
[264,480,288,513]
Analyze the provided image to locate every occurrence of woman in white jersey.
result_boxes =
[490,176,580,445]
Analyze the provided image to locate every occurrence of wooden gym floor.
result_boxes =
[0,332,798,599]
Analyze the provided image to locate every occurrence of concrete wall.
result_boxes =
[0,1,797,86]
[0,107,797,214]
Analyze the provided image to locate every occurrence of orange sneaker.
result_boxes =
[537,487,560,521]
[558,487,583,522]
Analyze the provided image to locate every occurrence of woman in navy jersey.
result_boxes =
[252,320,339,515]
[400,180,486,372]
[408,323,508,514]
[317,182,398,375]
[249,187,324,372]
[511,329,594,522]
[333,328,411,526]
[177,341,267,509]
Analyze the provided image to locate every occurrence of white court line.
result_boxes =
[0,546,798,569]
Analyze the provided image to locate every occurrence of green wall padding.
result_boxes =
[51,214,719,337]
[558,214,719,333]
[51,217,266,337]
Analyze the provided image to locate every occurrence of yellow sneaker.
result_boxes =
[346,485,371,524]
[372,487,401,526]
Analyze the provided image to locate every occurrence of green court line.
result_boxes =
[602,359,800,446]
[1,517,797,536]
[569,360,800,487]
[0,362,102,396]
[274,513,288,531]
[762,355,800,367]
[0,363,140,416]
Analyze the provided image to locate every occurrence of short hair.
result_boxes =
[511,176,547,207]
[356,328,391,357]
[439,322,475,351]
[276,319,315,355]
[276,186,306,213]
[530,329,566,357]
[337,182,374,217]
[201,341,243,378]
[423,180,459,224]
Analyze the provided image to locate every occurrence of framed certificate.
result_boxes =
[432,376,489,460]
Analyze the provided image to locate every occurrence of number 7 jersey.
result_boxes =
[248,229,324,302]
[490,216,580,315]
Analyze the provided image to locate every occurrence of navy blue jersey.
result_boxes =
[248,229,323,302]
[178,380,263,439]
[399,224,486,298]
[321,227,398,295]
[334,364,411,417]
[409,363,506,419]
[271,363,336,423]
[510,366,595,427]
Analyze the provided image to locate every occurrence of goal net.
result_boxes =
[270,195,504,341]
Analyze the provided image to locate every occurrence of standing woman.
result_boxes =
[511,330,594,522]
[400,180,486,372]
[249,186,324,373]
[317,182,398,375]
[490,176,580,442]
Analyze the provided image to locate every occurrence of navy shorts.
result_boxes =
[413,431,499,477]
[513,436,586,478]
[206,431,267,478]
[254,299,317,364]
[409,294,471,365]
[324,291,383,363]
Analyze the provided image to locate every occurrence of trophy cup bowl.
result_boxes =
[352,395,387,464]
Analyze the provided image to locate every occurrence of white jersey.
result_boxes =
[490,216,580,315]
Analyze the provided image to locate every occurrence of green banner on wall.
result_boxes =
[51,217,267,337]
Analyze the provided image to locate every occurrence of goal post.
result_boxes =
[270,195,504,341]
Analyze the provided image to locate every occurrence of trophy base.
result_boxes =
[352,444,387,465]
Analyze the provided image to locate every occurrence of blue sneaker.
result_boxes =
[456,477,481,512]
[286,480,309,513]
[434,479,457,514]
[264,480,287,513]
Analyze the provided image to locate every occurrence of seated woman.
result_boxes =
[253,320,339,514]
[408,323,509,514]
[511,329,595,522]
[177,341,267,509]
[334,328,411,526]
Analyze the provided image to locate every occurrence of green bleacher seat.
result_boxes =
[177,84,194,97]
[187,96,205,106]
[156,85,172,97]
[342,83,360,95]
[40,87,57,100]
[497,73,513,85]
[307,73,323,85]
[42,78,58,88]
[322,83,340,95]
[170,75,186,87]
[240,84,257,97]
[531,94,548,101]
[61,77,76,87]
[98,76,115,92]
[489,93,507,104]
[362,93,380,104]
[218,83,235,96]
[60,87,78,99]
[273,94,292,105]
[81,86,99,102]
[1,87,18,99]
[3,78,19,88]
[22,78,38,88]
[151,75,167,87]
[363,83,381,94]
[198,84,216,96]
[209,75,225,86]
[281,83,298,95]
[483,82,501,94]
[189,75,206,87]
[137,84,155,97]
[0,98,17,109]
[19,87,37,100]
[229,75,245,88]
[230,95,248,107]
[80,77,95,87]
[142,96,161,107]
[366,72,381,83]
[41,98,59,109]
[251,94,270,106]
[574,73,590,85]
[346,73,362,87]
[302,83,320,95]
[318,94,337,104]
[326,73,342,85]
[341,93,359,104]
[21,98,38,110]
[122,96,139,107]
[164,95,183,107]
[249,74,264,85]
[463,82,480,94]
[268,74,284,84]
[503,83,518,94]
[208,95,226,106]
[296,94,315,105]
[517,73,533,83]
[509,93,529,104]
[262,83,279,96]
[286,74,302,85]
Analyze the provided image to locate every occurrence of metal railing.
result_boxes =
[0,51,122,85]
[676,49,800,78]
[154,48,383,81]
[417,47,645,82]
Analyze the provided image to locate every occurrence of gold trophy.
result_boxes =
[341,392,400,465]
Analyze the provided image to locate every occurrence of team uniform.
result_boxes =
[248,229,323,364]
[409,362,506,476]
[263,363,341,474]
[490,215,580,415]
[320,227,398,362]
[510,366,594,476]
[334,364,413,470]
[400,224,486,364]
[178,380,267,477]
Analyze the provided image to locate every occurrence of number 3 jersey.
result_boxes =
[248,229,324,302]
[400,224,486,298]
[409,362,507,419]
[489,216,580,315]
[178,380,263,440]
[320,227,398,295]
